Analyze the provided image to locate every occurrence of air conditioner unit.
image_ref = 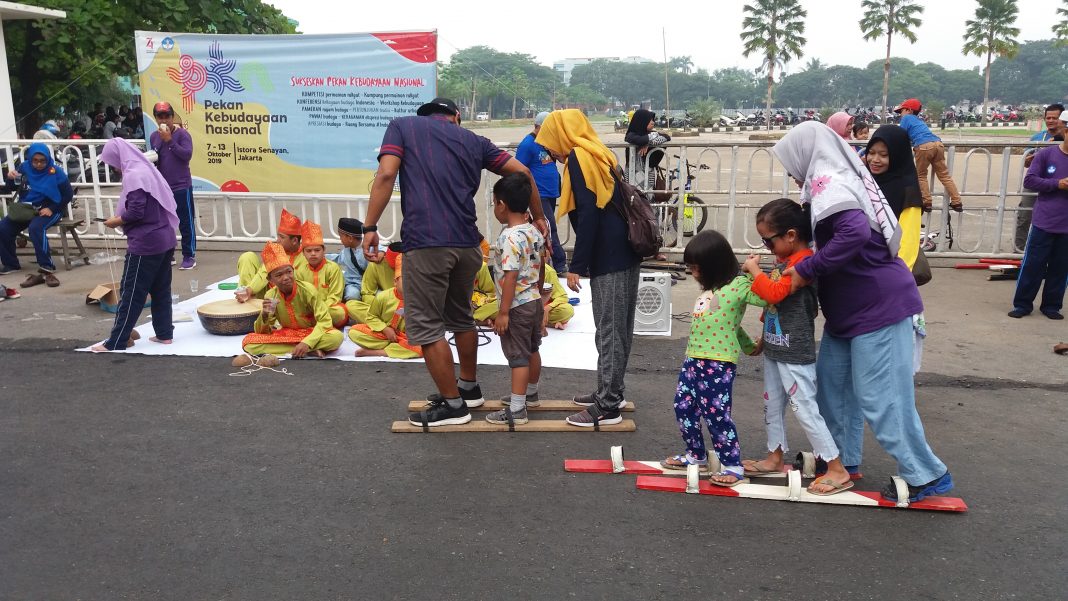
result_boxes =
[634,272,672,335]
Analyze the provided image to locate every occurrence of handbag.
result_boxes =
[912,246,932,287]
[5,200,37,224]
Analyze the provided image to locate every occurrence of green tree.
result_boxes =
[860,0,924,123]
[740,0,807,130]
[1054,0,1068,45]
[962,0,1020,122]
[2,0,296,136]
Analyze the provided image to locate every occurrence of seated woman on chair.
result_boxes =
[0,142,74,287]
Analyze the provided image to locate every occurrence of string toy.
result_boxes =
[228,353,295,377]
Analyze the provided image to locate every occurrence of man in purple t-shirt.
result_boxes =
[149,102,196,270]
[1012,120,1068,320]
[362,97,548,428]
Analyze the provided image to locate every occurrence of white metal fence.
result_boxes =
[1,138,1045,258]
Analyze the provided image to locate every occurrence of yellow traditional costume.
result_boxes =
[471,262,498,322]
[237,208,307,298]
[471,263,573,327]
[295,221,348,328]
[345,246,398,324]
[348,254,422,359]
[241,242,343,356]
[542,264,575,326]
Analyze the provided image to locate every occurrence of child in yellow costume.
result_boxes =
[240,242,343,358]
[346,243,399,324]
[472,263,574,329]
[235,208,307,301]
[349,254,423,359]
[295,220,347,328]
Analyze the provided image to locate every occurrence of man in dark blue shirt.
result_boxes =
[362,97,548,428]
[516,111,566,272]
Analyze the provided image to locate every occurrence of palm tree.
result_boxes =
[1054,0,1068,45]
[860,0,924,123]
[962,0,1020,123]
[740,0,807,130]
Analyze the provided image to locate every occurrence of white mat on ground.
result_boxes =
[77,276,614,370]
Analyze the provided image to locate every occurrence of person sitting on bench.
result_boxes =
[0,142,74,287]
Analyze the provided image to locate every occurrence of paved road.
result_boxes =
[1,332,1064,599]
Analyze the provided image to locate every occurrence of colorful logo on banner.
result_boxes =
[136,31,437,195]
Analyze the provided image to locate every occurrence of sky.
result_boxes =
[266,0,1062,74]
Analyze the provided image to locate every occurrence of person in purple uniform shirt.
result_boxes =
[1011,114,1068,320]
[91,138,179,352]
[149,101,196,270]
[773,122,954,504]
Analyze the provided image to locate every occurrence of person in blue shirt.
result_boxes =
[1018,104,1065,250]
[516,111,566,273]
[893,98,963,213]
[0,142,74,287]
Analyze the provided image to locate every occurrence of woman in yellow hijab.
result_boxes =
[535,109,642,428]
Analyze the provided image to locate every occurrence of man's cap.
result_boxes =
[416,97,459,117]
[262,242,292,274]
[894,98,922,113]
[277,208,302,236]
[153,101,174,116]
[337,217,364,236]
[300,220,324,247]
[534,111,551,126]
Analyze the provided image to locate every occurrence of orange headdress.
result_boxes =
[300,220,324,247]
[262,242,292,274]
[278,208,302,236]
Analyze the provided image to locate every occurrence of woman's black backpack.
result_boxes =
[609,166,662,258]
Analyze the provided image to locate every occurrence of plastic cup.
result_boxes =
[189,279,199,294]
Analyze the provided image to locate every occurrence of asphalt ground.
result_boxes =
[2,251,1066,599]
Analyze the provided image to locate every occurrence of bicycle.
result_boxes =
[655,157,709,248]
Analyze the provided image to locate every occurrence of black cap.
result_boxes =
[416,97,459,117]
[337,217,363,236]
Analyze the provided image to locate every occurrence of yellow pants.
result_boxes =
[345,298,369,325]
[473,300,499,322]
[328,305,348,329]
[243,329,343,356]
[547,302,575,325]
[237,251,267,298]
[348,327,421,359]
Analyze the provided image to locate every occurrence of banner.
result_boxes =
[135,31,437,194]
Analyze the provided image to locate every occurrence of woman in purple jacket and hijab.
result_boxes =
[91,138,179,352]
[772,122,953,504]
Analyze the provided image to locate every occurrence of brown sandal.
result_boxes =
[21,273,45,288]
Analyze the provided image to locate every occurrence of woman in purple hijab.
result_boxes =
[91,138,179,352]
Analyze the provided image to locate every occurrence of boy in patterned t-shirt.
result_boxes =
[488,173,546,425]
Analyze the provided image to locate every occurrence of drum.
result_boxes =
[197,298,263,335]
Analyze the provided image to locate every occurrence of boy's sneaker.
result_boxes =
[409,398,472,427]
[0,265,19,275]
[565,405,622,428]
[426,382,485,408]
[179,257,196,270]
[5,287,19,299]
[572,393,628,410]
[499,392,540,407]
[485,407,528,425]
[880,472,954,503]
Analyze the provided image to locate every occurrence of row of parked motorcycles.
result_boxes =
[717,109,821,128]
[943,106,1021,123]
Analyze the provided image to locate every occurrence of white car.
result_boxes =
[475,112,489,121]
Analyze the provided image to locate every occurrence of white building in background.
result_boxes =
[552,56,653,84]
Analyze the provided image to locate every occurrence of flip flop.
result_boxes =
[742,459,783,477]
[807,477,855,496]
[709,472,747,488]
[660,454,708,471]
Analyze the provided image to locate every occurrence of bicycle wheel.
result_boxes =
[681,196,707,237]
[659,204,679,248]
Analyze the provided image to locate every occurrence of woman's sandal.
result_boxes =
[807,477,855,496]
[742,459,783,476]
[660,454,707,471]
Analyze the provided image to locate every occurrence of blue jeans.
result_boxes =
[103,249,174,350]
[0,212,63,272]
[763,357,839,461]
[815,317,947,486]
[541,197,567,273]
[1013,225,1068,315]
[173,188,196,259]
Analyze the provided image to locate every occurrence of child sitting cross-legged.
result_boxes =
[349,254,423,359]
[486,173,546,425]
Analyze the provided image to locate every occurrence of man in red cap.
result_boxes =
[150,101,198,268]
[362,97,549,427]
[894,98,963,212]
[235,208,307,301]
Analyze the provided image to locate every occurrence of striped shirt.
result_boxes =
[379,115,510,250]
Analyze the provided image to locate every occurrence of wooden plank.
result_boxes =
[391,419,637,433]
[407,399,636,412]
[635,475,967,512]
